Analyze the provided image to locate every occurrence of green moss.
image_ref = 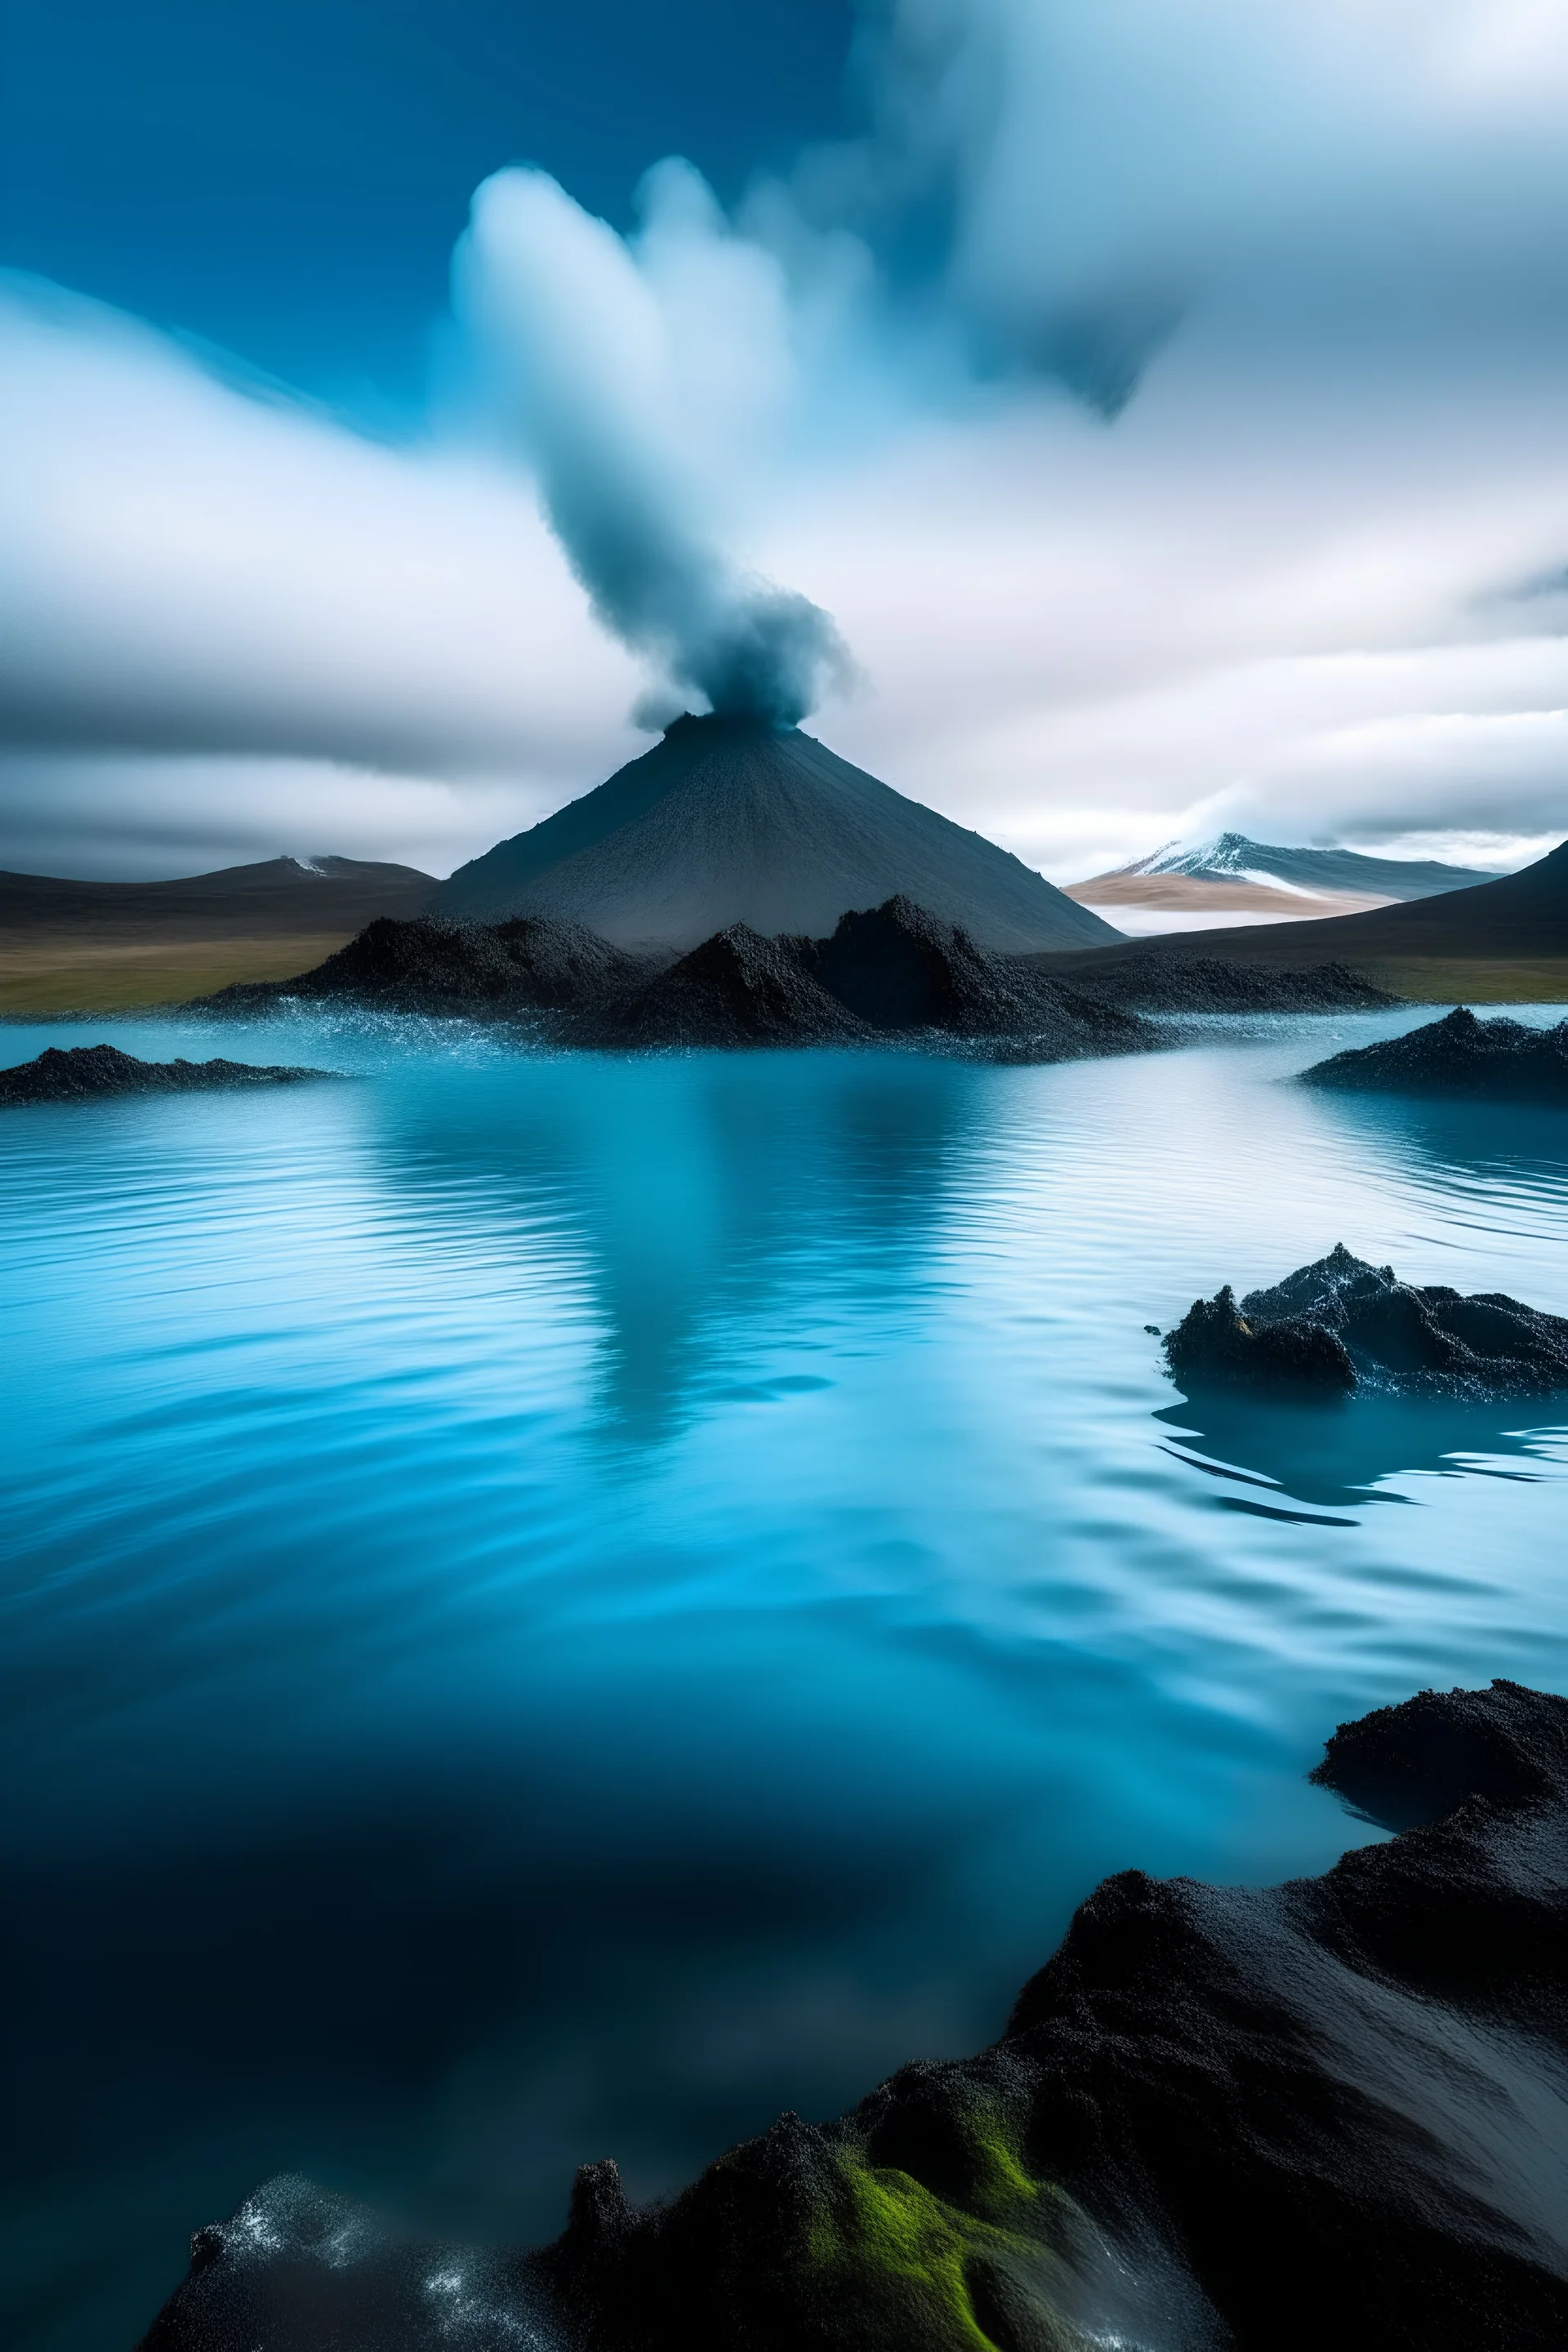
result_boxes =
[804,2123,1075,2352]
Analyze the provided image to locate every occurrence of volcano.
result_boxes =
[436,715,1117,953]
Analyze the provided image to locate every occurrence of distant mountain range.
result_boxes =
[1067,832,1499,928]
[1045,835,1568,995]
[438,713,1116,954]
[0,855,436,937]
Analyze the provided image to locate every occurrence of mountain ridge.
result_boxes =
[1089,831,1499,900]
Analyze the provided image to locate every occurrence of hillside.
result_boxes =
[1067,831,1499,933]
[437,714,1118,955]
[0,855,437,1013]
[1041,837,1568,1001]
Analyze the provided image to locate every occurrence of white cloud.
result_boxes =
[6,0,1568,879]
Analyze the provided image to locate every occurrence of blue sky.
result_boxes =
[3,0,1568,880]
[2,0,852,408]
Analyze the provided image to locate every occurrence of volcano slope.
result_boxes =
[435,714,1118,955]
[139,1678,1568,2352]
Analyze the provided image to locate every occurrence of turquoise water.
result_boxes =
[3,1007,1568,2349]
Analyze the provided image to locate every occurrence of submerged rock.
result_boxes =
[0,1043,338,1105]
[140,1678,1568,2352]
[1302,1004,1568,1101]
[1163,1242,1568,1401]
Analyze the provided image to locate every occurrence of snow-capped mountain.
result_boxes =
[1116,832,1495,901]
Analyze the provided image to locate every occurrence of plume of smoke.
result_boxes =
[453,166,853,727]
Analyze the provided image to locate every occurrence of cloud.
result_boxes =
[4,3,1568,876]
[0,274,649,871]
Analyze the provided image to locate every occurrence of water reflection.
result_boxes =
[369,1050,982,1440]
[1156,1391,1566,1517]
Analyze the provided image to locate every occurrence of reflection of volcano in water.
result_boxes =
[378,1051,985,1440]
[436,714,1116,954]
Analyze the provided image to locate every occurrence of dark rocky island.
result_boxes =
[1162,1242,1568,1400]
[139,1677,1568,2352]
[0,1043,340,1106]
[1302,1004,1568,1100]
[195,897,1160,1060]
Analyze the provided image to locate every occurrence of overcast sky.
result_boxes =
[3,0,1568,880]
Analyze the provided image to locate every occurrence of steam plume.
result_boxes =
[453,167,851,727]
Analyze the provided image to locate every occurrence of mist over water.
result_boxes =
[2,1010,1568,2350]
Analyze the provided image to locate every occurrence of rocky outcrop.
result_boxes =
[1302,1004,1568,1101]
[1163,1242,1568,1400]
[0,1044,339,1106]
[582,898,1158,1056]
[1042,955,1399,1014]
[197,915,654,1018]
[583,924,871,1048]
[213,898,1159,1060]
[138,1678,1568,2352]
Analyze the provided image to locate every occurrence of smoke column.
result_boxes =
[453,167,851,728]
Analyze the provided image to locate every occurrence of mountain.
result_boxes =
[436,714,1118,954]
[0,855,437,936]
[1043,836,1568,1000]
[0,855,439,1016]
[1108,832,1498,899]
[1065,832,1499,929]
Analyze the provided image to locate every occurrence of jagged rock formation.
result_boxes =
[190,898,1159,1061]
[0,1043,338,1106]
[585,897,1156,1056]
[1163,1244,1568,1401]
[197,915,654,1018]
[435,713,1119,954]
[139,1678,1568,2352]
[1027,955,1399,1014]
[586,924,869,1049]
[1302,1004,1568,1101]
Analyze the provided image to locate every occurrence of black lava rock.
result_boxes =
[140,1678,1568,2352]
[584,897,1160,1056]
[1049,956,1399,1013]
[1302,1004,1568,1100]
[0,1043,339,1105]
[582,923,872,1047]
[1163,1284,1357,1394]
[1162,1242,1568,1401]
[197,915,654,1018]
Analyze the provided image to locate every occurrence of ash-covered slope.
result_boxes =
[437,715,1117,954]
[1303,1004,1568,1101]
[140,1679,1568,2352]
[197,915,653,1018]
[1033,955,1398,1014]
[578,898,1156,1057]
